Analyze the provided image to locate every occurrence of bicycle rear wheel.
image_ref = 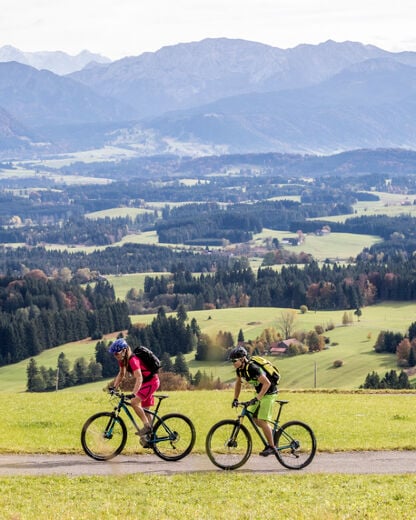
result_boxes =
[151,413,196,461]
[205,420,252,470]
[274,420,316,469]
[81,412,127,461]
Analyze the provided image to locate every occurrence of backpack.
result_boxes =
[133,345,161,375]
[246,356,280,385]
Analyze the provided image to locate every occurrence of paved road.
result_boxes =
[1,451,415,476]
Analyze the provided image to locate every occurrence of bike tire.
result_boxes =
[151,413,196,461]
[274,420,316,469]
[205,419,252,470]
[81,412,127,461]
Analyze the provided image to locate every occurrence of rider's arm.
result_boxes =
[256,373,271,401]
[113,366,126,389]
[131,368,143,396]
[234,376,242,400]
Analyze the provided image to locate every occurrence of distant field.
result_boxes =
[106,272,168,300]
[2,302,416,393]
[318,191,416,223]
[86,207,156,220]
[0,165,112,185]
[253,229,381,261]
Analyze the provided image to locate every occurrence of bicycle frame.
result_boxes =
[108,393,174,447]
[236,399,289,451]
[111,395,158,433]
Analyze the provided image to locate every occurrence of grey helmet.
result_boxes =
[229,346,248,360]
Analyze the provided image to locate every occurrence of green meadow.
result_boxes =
[1,391,415,454]
[2,473,415,520]
[1,391,415,519]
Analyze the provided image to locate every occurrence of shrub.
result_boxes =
[333,360,344,368]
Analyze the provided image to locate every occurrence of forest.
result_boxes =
[0,271,130,367]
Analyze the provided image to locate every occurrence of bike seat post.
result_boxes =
[153,394,167,415]
[275,399,289,423]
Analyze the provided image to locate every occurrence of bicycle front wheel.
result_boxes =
[274,420,316,469]
[205,420,252,470]
[152,413,196,461]
[81,412,127,461]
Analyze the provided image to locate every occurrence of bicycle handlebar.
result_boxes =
[108,389,130,399]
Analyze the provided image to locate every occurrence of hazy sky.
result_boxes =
[2,0,416,60]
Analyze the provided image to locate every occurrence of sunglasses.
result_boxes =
[231,359,241,364]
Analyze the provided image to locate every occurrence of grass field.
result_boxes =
[318,191,416,223]
[253,229,381,261]
[2,473,415,520]
[1,390,416,519]
[1,390,415,455]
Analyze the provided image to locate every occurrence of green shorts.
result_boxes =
[247,393,277,422]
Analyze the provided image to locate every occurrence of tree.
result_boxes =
[87,359,102,381]
[276,310,297,339]
[237,329,245,343]
[176,304,188,323]
[306,330,323,352]
[57,352,71,389]
[396,338,411,364]
[26,358,39,391]
[95,341,118,377]
[173,353,190,380]
[72,357,89,385]
[160,351,174,372]
[408,345,416,368]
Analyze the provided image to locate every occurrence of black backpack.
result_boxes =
[133,345,161,375]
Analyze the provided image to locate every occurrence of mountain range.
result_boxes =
[2,38,416,158]
[0,45,111,75]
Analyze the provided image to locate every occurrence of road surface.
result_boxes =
[1,451,415,476]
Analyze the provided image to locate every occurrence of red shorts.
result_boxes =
[136,375,160,407]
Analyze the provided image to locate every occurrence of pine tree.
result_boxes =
[57,352,71,389]
[26,358,39,391]
[176,304,188,323]
[408,346,416,368]
[173,353,190,379]
[160,351,174,372]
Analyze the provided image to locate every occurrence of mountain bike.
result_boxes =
[205,398,316,470]
[81,391,196,461]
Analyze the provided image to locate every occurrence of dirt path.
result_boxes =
[1,451,415,476]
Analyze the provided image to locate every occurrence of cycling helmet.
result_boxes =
[229,346,248,360]
[108,338,128,354]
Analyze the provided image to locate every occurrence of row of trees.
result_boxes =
[26,353,104,392]
[1,243,229,278]
[0,271,130,367]
[132,259,416,315]
[361,370,412,389]
[373,323,416,369]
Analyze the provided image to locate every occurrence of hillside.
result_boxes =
[1,303,414,393]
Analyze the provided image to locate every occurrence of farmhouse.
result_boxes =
[269,338,303,355]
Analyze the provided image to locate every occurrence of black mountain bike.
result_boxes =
[205,399,316,470]
[81,391,196,461]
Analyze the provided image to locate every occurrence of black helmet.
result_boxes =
[229,346,248,360]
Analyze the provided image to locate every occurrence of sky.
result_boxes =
[2,0,416,60]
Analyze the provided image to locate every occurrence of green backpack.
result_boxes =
[246,356,280,385]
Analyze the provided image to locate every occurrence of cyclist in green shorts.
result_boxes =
[230,346,278,456]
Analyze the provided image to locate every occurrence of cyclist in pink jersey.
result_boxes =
[109,338,160,441]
